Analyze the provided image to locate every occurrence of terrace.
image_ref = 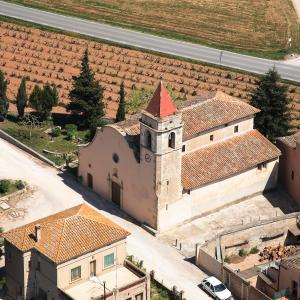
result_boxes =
[62,260,149,300]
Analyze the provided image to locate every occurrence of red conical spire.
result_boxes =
[146,79,177,118]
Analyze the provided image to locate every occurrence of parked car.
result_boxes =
[200,276,232,300]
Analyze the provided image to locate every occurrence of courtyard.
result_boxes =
[159,190,298,258]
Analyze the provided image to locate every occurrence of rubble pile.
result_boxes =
[259,245,298,262]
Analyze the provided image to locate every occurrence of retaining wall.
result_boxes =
[0,129,57,168]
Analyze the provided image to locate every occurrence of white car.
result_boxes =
[200,276,232,300]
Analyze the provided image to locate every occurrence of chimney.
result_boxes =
[35,224,41,242]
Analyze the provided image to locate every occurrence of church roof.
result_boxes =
[181,130,281,189]
[145,80,177,118]
[114,91,259,140]
[2,204,130,264]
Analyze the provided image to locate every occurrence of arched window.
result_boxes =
[146,131,152,149]
[168,132,175,149]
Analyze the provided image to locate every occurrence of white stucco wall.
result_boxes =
[158,159,279,231]
[78,126,158,228]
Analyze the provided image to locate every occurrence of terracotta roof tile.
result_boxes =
[277,131,300,148]
[145,80,177,118]
[181,130,281,189]
[2,204,130,264]
[181,91,259,139]
[112,91,259,139]
[281,253,300,269]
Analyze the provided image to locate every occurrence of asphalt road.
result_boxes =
[1,1,300,82]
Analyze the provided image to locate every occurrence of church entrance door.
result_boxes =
[87,173,93,189]
[111,181,121,207]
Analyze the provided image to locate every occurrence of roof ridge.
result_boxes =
[53,218,68,263]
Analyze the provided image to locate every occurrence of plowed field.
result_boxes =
[0,20,299,127]
[7,0,300,56]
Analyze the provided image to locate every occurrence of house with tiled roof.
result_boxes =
[277,131,300,206]
[2,203,150,300]
[78,80,281,231]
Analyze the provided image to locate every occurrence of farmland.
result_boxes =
[0,20,300,127]
[6,0,300,58]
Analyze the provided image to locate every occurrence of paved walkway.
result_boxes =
[0,138,210,300]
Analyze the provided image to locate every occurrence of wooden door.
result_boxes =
[112,181,121,206]
[87,173,93,189]
[90,260,96,277]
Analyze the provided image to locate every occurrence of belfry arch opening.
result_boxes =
[168,132,175,149]
[146,131,152,149]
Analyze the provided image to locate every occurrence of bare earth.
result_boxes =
[7,0,299,52]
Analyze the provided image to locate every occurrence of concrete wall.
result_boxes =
[158,159,279,231]
[278,139,300,206]
[183,116,254,152]
[4,241,25,300]
[195,246,222,279]
[279,265,300,298]
[220,214,297,257]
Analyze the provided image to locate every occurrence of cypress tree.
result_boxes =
[250,68,291,142]
[16,77,28,118]
[115,81,126,122]
[29,84,59,120]
[0,70,9,117]
[67,48,104,129]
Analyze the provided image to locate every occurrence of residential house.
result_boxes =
[2,203,150,300]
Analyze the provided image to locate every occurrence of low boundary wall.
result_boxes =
[195,213,300,300]
[0,129,57,168]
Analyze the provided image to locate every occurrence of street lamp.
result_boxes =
[90,276,107,300]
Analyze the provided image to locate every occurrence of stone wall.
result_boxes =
[220,213,298,257]
[0,129,57,167]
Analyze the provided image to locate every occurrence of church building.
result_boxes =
[78,80,281,231]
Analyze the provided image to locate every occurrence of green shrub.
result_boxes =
[250,246,259,254]
[51,127,61,137]
[65,124,78,133]
[238,248,247,257]
[224,256,230,263]
[66,131,76,141]
[0,180,11,193]
[15,180,25,190]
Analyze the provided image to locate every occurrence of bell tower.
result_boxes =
[140,80,183,228]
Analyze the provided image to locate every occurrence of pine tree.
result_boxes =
[16,77,28,118]
[115,81,126,122]
[250,68,291,142]
[0,70,9,117]
[67,48,104,129]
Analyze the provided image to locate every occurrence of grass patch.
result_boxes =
[0,179,26,197]
[4,0,300,59]
[151,280,172,300]
[0,113,89,166]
